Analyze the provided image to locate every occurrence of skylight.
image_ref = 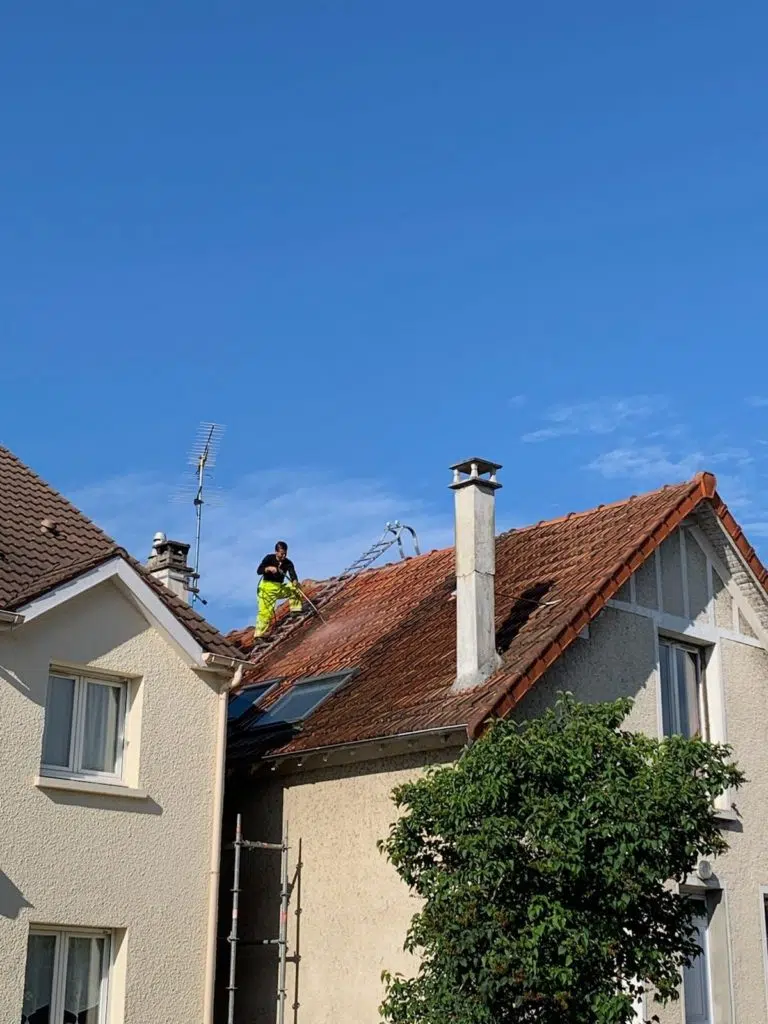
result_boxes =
[227,681,279,722]
[251,671,354,729]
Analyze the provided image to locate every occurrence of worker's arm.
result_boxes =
[286,559,299,583]
[256,556,271,576]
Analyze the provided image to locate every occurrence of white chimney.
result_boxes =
[146,532,195,603]
[450,458,502,690]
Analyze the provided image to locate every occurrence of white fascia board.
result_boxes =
[16,557,208,668]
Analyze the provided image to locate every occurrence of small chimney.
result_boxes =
[146,532,195,603]
[450,459,502,691]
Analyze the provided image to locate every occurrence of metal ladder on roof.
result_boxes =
[328,521,420,587]
[249,522,420,661]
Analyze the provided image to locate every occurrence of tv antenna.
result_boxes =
[184,422,225,605]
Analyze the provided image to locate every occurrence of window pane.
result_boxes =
[22,934,56,1023]
[659,643,675,736]
[82,683,121,772]
[42,676,75,767]
[228,683,272,721]
[64,936,107,1024]
[255,679,341,727]
[683,905,711,1023]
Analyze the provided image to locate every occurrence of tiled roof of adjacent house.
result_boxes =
[228,472,768,758]
[0,445,239,659]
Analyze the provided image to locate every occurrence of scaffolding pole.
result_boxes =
[226,814,243,1024]
[278,822,289,1024]
[226,817,290,1024]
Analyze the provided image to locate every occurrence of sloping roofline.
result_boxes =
[0,444,240,660]
[226,471,768,760]
[466,471,768,737]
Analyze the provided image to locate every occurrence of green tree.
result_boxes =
[379,694,744,1024]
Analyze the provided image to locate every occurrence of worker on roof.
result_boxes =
[255,541,303,638]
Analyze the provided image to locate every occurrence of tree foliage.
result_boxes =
[379,694,744,1024]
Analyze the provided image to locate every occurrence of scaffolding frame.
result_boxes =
[227,814,290,1024]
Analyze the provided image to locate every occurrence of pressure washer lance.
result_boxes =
[293,583,328,625]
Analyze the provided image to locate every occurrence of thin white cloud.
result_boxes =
[508,394,527,408]
[587,446,752,482]
[745,396,768,408]
[521,395,666,443]
[70,469,453,628]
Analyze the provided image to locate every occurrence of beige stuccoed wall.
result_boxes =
[0,578,221,1022]
[714,638,768,1024]
[227,749,460,1024]
[515,604,658,733]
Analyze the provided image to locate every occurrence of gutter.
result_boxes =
[0,610,25,627]
[203,661,243,1024]
[202,651,254,678]
[262,723,469,764]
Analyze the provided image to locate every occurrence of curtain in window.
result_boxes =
[675,647,700,738]
[82,684,120,772]
[21,934,55,1023]
[63,936,106,1024]
[42,676,75,767]
[659,644,701,738]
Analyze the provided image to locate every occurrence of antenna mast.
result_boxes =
[188,422,225,604]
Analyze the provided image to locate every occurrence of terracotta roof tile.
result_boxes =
[229,472,767,757]
[0,445,239,659]
[0,446,117,607]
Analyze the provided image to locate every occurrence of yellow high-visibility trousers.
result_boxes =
[255,580,302,637]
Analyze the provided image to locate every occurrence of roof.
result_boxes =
[228,472,768,758]
[0,445,239,659]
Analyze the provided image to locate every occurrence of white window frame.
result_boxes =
[658,638,710,740]
[41,672,128,784]
[24,926,112,1024]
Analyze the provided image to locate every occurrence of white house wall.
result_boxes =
[0,578,221,1022]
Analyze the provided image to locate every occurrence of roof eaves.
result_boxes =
[466,471,718,738]
[130,560,243,659]
[264,723,469,762]
[6,548,123,610]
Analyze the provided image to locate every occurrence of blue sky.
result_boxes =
[2,2,767,630]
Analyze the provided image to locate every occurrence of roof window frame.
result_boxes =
[229,678,282,724]
[247,669,357,731]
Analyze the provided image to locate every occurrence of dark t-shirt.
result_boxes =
[257,553,298,585]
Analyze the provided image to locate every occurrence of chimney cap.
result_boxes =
[450,458,502,475]
[450,458,502,490]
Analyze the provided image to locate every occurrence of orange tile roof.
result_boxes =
[0,445,240,659]
[229,472,768,757]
